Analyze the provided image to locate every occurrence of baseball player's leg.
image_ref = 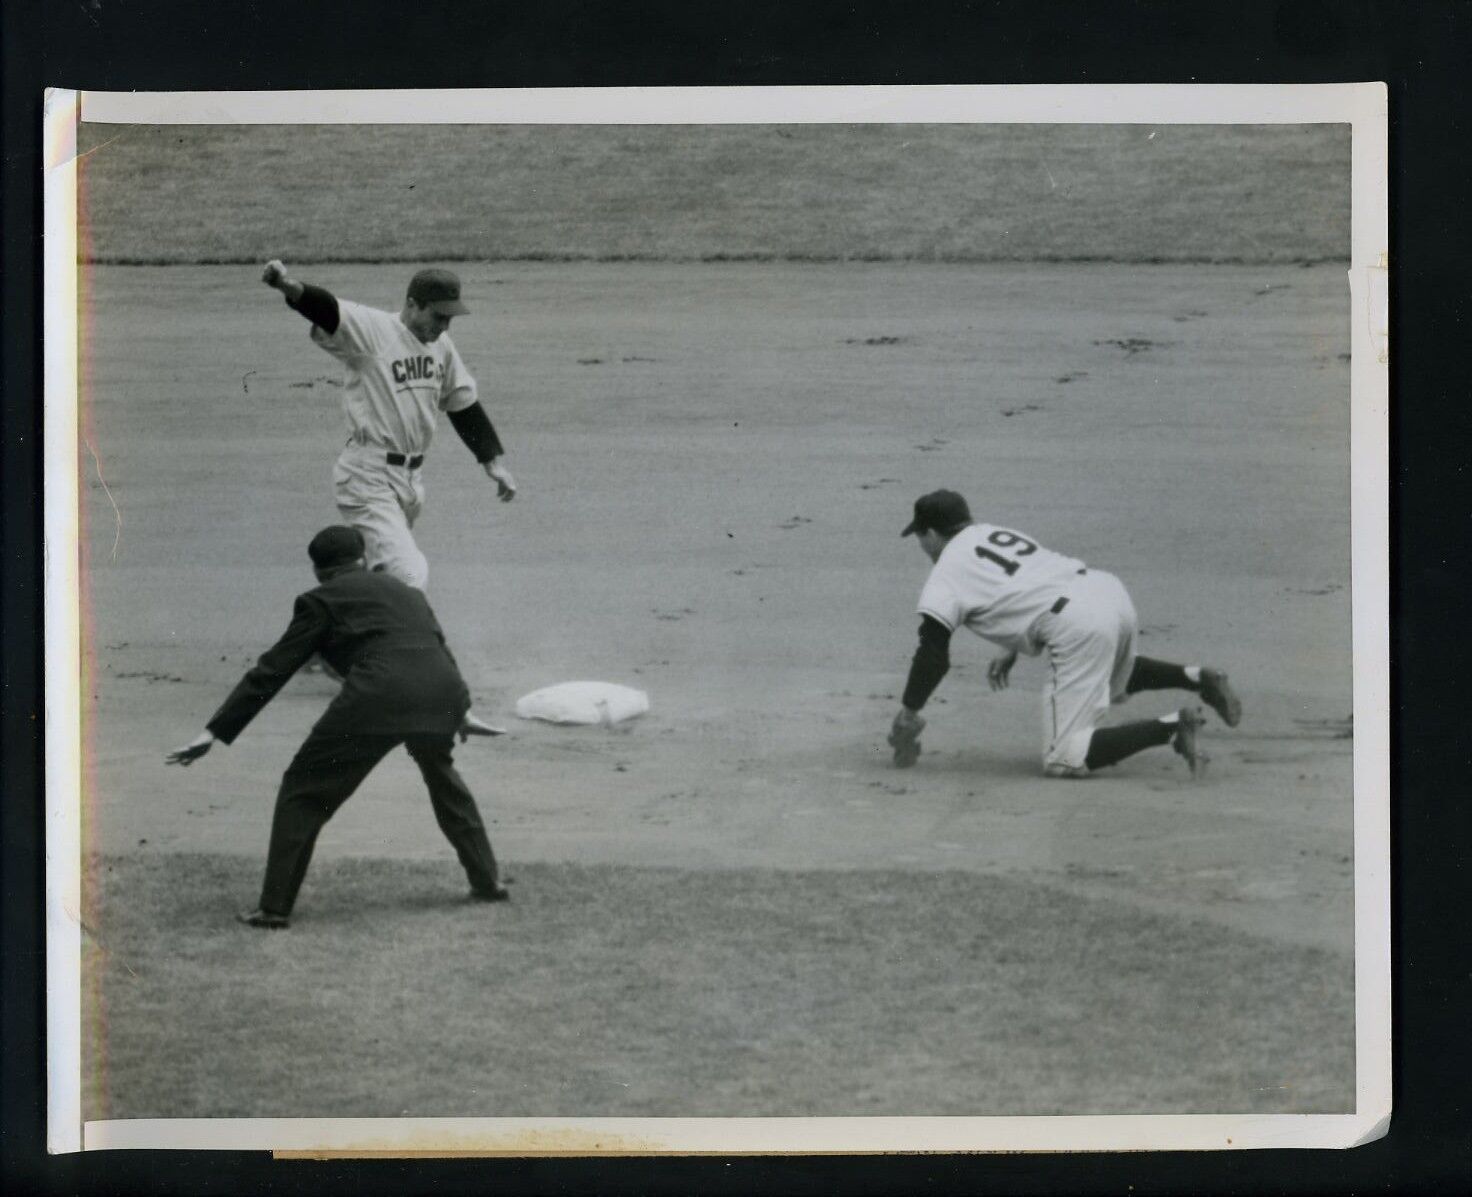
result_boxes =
[1048,653,1206,778]
[1125,656,1193,692]
[1095,571,1238,721]
[384,468,429,586]
[1113,568,1239,727]
[1040,624,1116,778]
[1125,657,1241,726]
[334,451,431,589]
[1089,715,1189,771]
[1040,577,1204,777]
[256,731,398,917]
[404,735,505,898]
[1101,574,1236,724]
[1100,571,1140,705]
[335,486,430,589]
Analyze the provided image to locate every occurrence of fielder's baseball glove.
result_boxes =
[888,710,926,768]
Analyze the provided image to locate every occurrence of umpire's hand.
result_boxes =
[166,730,215,766]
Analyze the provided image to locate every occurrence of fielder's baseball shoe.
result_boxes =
[469,882,511,903]
[1198,667,1242,727]
[236,908,290,929]
[1171,706,1209,779]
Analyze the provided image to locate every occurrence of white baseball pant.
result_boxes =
[332,444,430,589]
[1034,569,1139,777]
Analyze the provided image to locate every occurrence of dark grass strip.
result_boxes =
[85,852,1354,1120]
[77,124,1350,267]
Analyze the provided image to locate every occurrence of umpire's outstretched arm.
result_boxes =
[165,593,329,766]
[206,596,331,744]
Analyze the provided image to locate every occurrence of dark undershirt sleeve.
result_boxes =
[286,283,340,334]
[901,615,953,711]
[446,402,505,462]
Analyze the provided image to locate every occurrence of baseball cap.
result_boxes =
[901,489,972,537]
[308,525,366,569]
[406,267,469,316]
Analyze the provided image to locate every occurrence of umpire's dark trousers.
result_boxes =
[258,730,501,916]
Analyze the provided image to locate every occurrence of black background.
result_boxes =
[4,1,1467,1193]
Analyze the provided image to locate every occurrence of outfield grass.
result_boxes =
[77,123,1349,265]
[86,851,1353,1119]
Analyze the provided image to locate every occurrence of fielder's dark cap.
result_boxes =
[308,525,366,569]
[902,490,972,537]
[406,268,469,316]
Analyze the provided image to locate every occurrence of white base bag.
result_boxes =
[514,681,650,726]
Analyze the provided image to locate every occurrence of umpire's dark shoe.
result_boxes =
[1198,667,1242,727]
[469,882,511,903]
[236,908,290,929]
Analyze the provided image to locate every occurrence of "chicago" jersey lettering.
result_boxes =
[391,356,441,385]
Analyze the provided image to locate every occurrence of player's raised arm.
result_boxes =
[262,258,340,334]
[261,258,302,300]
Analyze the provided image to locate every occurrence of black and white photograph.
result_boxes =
[46,85,1388,1154]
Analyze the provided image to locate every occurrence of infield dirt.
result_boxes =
[80,258,1354,1115]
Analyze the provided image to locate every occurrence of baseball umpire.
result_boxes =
[261,259,517,590]
[166,525,511,928]
[888,490,1242,778]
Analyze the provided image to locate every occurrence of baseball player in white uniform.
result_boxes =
[261,260,517,589]
[887,490,1242,778]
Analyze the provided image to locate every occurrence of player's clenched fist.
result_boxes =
[261,260,305,305]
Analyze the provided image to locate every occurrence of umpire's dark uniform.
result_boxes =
[207,558,503,918]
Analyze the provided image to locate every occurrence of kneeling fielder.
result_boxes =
[888,490,1241,778]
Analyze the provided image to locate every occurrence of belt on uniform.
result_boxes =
[386,452,424,468]
[1050,570,1089,614]
[1048,569,1090,614]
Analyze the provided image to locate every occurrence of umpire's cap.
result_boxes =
[902,490,972,537]
[308,525,366,569]
[406,268,469,316]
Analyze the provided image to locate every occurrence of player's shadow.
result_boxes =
[848,741,1038,780]
[903,748,1043,780]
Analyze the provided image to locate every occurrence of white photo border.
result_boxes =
[45,83,1389,1155]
